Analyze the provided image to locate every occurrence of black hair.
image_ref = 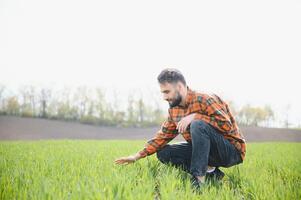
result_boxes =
[157,68,186,86]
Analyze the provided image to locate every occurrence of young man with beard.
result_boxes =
[115,68,246,191]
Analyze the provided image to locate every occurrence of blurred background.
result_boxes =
[0,0,300,135]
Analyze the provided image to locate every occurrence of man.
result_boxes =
[115,68,246,191]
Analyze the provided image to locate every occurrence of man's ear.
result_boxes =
[176,82,183,91]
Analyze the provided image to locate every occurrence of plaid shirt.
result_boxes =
[138,87,246,160]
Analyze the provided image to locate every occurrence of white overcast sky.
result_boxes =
[0,0,300,126]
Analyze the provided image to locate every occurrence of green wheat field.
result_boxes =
[0,141,300,200]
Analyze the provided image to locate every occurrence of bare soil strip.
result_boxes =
[1,116,300,142]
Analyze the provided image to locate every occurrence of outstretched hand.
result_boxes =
[114,155,138,165]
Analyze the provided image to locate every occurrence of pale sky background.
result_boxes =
[0,0,300,127]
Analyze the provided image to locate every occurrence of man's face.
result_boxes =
[159,82,182,108]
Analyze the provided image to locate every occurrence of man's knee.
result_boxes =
[190,120,208,135]
[156,146,171,163]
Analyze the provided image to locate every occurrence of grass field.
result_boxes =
[0,140,300,200]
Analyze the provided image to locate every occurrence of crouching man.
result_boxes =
[115,68,246,191]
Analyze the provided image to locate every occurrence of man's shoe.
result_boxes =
[190,176,204,192]
[205,167,225,182]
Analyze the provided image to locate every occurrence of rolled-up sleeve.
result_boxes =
[138,116,178,158]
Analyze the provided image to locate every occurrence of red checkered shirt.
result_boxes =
[138,87,246,160]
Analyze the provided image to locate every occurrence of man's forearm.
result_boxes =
[133,152,144,161]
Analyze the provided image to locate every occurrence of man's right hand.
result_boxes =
[114,153,141,165]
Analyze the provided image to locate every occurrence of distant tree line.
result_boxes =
[0,84,292,128]
[231,103,275,127]
[0,84,165,127]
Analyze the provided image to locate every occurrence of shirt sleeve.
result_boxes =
[193,94,233,133]
[138,115,178,158]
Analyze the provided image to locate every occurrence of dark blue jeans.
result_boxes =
[156,120,243,177]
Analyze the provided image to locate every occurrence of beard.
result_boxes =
[168,91,182,108]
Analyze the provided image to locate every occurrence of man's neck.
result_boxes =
[179,86,188,107]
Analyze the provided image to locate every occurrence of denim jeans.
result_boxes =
[156,120,243,177]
